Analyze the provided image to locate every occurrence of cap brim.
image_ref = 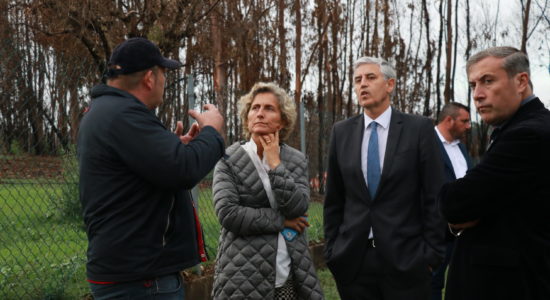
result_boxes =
[159,58,183,70]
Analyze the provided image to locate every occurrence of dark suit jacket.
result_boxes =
[324,108,446,285]
[440,98,550,300]
[436,138,473,241]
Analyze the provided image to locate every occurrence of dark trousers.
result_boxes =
[89,272,184,300]
[431,241,454,300]
[335,244,431,300]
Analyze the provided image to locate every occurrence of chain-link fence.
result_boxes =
[0,152,86,299]
[0,46,325,299]
[0,155,325,299]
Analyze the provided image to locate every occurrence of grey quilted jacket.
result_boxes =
[212,142,324,300]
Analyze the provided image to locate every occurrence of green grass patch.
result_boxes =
[0,182,88,299]
[307,202,324,242]
[1,182,328,299]
[195,187,221,259]
[318,268,340,300]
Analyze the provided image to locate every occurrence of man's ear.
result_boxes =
[143,70,155,90]
[386,78,396,94]
[515,72,530,93]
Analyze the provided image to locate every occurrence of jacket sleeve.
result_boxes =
[418,118,446,268]
[212,158,285,235]
[323,125,345,259]
[109,105,224,190]
[440,126,541,223]
[268,149,309,219]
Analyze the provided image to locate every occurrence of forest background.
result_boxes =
[1,0,549,184]
[0,0,549,298]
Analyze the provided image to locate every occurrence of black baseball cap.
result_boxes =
[106,37,182,77]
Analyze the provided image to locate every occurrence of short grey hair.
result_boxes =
[238,82,296,142]
[353,56,397,80]
[466,46,532,89]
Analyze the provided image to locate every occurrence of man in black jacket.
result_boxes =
[78,37,224,299]
[440,46,550,300]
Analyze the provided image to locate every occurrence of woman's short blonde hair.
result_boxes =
[238,82,296,142]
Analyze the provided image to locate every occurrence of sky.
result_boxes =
[530,67,550,106]
[431,0,550,122]
[301,0,550,114]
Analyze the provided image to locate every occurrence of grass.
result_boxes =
[0,181,88,300]
[307,201,325,242]
[195,187,221,258]
[318,268,341,300]
[1,182,329,299]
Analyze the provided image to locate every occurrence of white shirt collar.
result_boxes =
[435,126,460,146]
[245,138,259,153]
[364,106,392,130]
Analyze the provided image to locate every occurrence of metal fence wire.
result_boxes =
[0,47,324,299]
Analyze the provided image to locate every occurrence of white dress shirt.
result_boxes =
[435,127,468,179]
[361,106,392,186]
[361,106,392,239]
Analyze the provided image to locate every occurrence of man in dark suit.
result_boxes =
[324,56,446,300]
[432,102,473,300]
[440,46,550,300]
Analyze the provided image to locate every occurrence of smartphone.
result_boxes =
[281,216,307,242]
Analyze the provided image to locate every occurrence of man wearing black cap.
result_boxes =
[78,37,225,299]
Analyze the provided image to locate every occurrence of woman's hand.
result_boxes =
[259,131,281,169]
[283,214,310,233]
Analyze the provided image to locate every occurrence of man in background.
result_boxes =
[432,102,472,300]
[440,46,550,300]
[324,56,445,300]
[78,37,224,299]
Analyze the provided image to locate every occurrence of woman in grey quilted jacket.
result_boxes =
[212,82,324,300]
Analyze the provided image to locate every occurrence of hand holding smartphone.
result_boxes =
[282,216,308,242]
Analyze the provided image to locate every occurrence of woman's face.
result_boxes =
[247,92,285,136]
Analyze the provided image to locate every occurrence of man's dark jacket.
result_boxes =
[440,98,550,300]
[78,84,224,282]
[436,138,473,242]
[324,108,446,287]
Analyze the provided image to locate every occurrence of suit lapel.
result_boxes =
[438,139,456,181]
[438,140,453,170]
[377,108,403,197]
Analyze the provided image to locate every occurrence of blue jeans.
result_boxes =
[89,273,185,300]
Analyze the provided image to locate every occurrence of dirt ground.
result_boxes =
[0,155,63,180]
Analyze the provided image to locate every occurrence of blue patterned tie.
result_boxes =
[367,122,381,199]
